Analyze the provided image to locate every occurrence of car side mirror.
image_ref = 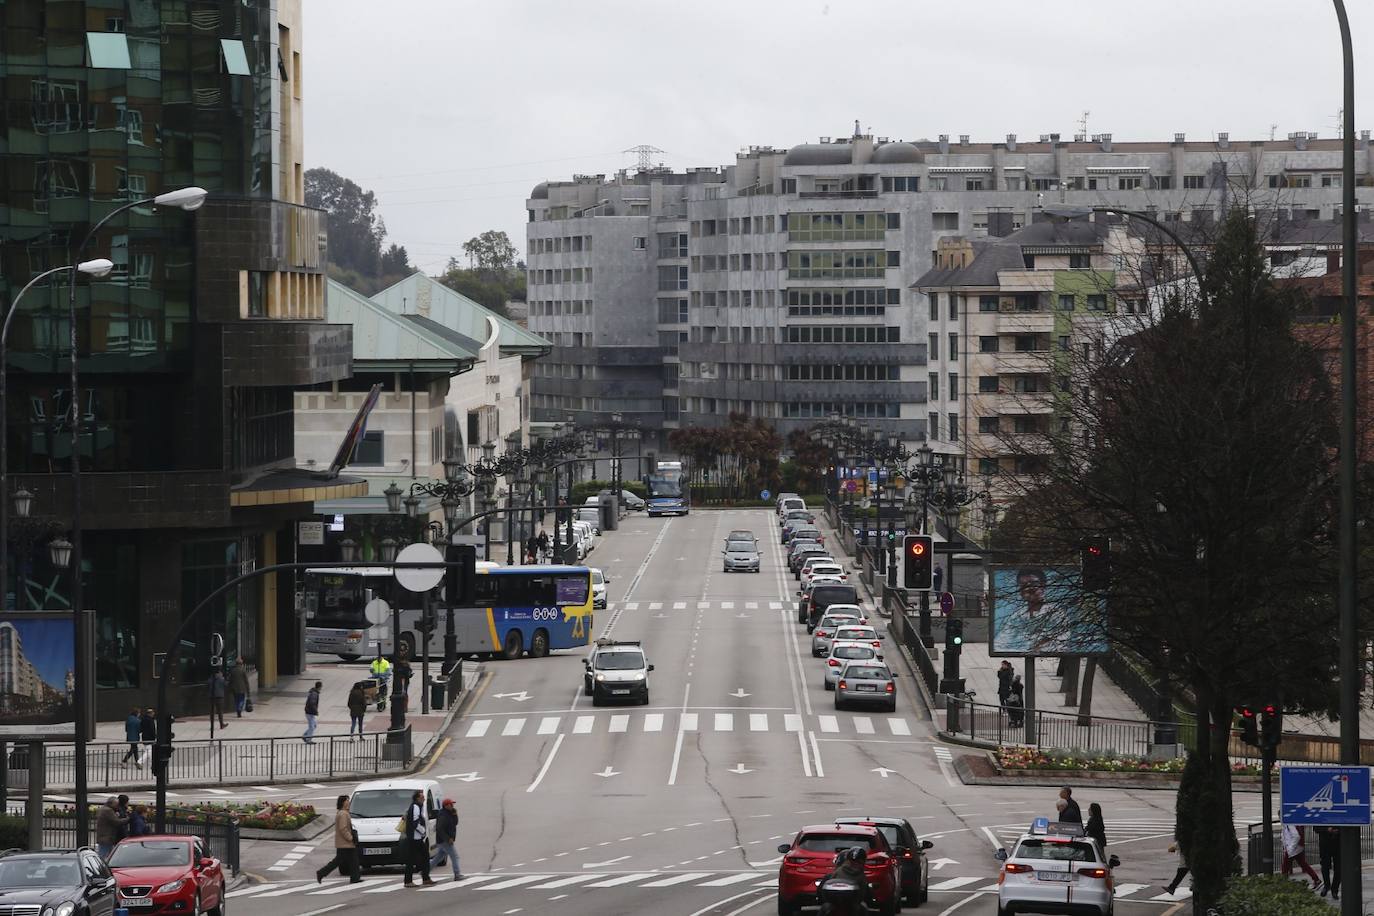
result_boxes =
[199,857,214,869]
[921,840,933,850]
[647,664,655,672]
[995,848,1009,861]
[777,844,791,854]
[1109,855,1121,868]
[582,659,590,668]
[890,672,899,678]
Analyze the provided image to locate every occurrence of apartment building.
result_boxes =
[526,128,1374,456]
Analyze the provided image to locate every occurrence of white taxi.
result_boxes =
[994,818,1119,916]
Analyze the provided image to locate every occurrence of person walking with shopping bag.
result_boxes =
[402,790,434,886]
[122,708,142,768]
[228,656,251,717]
[316,796,362,884]
[1281,824,1321,889]
[138,707,157,768]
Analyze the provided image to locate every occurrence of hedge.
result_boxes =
[0,815,26,849]
[569,480,648,504]
[1218,874,1331,915]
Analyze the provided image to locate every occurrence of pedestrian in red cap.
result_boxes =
[429,798,462,880]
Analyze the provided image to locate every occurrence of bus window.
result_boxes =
[555,576,588,606]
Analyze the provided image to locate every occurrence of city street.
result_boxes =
[218,510,1262,916]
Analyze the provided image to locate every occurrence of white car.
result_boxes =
[571,520,595,557]
[349,777,441,870]
[810,612,863,657]
[591,568,608,609]
[995,819,1119,916]
[831,624,884,652]
[823,640,885,690]
[822,603,868,625]
[801,560,846,589]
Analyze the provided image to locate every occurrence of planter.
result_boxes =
[238,814,333,842]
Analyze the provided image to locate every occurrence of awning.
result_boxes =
[230,468,369,508]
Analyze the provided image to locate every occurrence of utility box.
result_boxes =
[599,494,618,531]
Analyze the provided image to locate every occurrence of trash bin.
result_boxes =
[430,676,448,710]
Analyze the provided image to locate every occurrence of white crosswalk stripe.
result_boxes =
[466,719,491,738]
[648,602,662,610]
[749,713,768,731]
[609,714,629,733]
[745,602,758,609]
[644,713,664,732]
[501,717,525,736]
[715,713,734,732]
[238,873,1174,899]
[784,714,802,731]
[681,713,699,731]
[538,716,559,735]
[721,601,734,609]
[457,712,919,740]
[573,715,594,734]
[853,716,874,734]
[888,718,911,736]
[818,715,839,733]
[673,601,686,610]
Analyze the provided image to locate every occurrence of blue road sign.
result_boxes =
[760,489,771,501]
[1280,765,1372,826]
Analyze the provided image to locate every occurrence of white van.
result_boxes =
[349,777,442,870]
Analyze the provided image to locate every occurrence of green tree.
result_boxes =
[304,168,385,279]
[380,243,411,277]
[436,260,513,320]
[462,230,518,279]
[994,210,1341,910]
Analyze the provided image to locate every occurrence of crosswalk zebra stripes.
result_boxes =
[228,872,1189,901]
[461,712,920,739]
[605,600,873,612]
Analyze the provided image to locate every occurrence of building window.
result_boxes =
[928,333,938,361]
[964,177,985,191]
[886,212,901,230]
[979,336,998,353]
[948,373,958,398]
[1087,294,1107,311]
[86,32,132,69]
[1068,254,1090,269]
[886,250,900,267]
[978,416,999,434]
[932,212,959,231]
[353,430,384,466]
[1057,294,1075,311]
[948,413,959,441]
[928,412,940,440]
[948,295,958,320]
[1155,175,1173,190]
[1118,176,1142,190]
[1005,177,1023,191]
[1289,174,1312,188]
[929,294,940,321]
[948,333,959,358]
[1183,174,1207,189]
[1058,375,1071,392]
[979,457,999,475]
[247,271,268,317]
[1322,174,1342,188]
[928,176,948,191]
[781,178,797,194]
[220,39,251,75]
[979,295,999,313]
[1058,335,1070,351]
[928,373,939,400]
[978,376,999,393]
[633,237,647,250]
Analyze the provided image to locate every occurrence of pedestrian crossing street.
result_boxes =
[228,871,1191,901]
[462,711,919,740]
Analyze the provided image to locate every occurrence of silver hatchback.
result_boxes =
[834,660,898,712]
[810,613,862,657]
[823,640,883,690]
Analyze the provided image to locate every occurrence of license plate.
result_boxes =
[363,847,392,856]
[1037,872,1073,882]
[612,689,630,695]
[121,898,152,907]
[857,684,878,692]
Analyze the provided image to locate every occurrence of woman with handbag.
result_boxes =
[316,796,362,884]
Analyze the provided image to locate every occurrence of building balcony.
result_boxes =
[996,311,1056,333]
[798,189,879,199]
[986,391,1056,415]
[995,351,1055,374]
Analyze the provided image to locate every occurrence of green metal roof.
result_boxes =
[370,272,552,357]
[326,279,477,372]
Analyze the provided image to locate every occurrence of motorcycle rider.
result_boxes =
[818,846,872,915]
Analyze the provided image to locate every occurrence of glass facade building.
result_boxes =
[0,0,355,716]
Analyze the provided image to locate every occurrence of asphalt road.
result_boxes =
[220,509,1266,915]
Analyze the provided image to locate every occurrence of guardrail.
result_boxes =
[889,609,939,698]
[6,726,414,793]
[13,802,241,874]
[943,697,1189,758]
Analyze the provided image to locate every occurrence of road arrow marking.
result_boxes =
[494,691,531,702]
[728,763,754,774]
[595,766,620,778]
[653,613,668,618]
[735,613,750,618]
[433,771,484,782]
[582,855,631,869]
[872,767,896,778]
[729,688,751,698]
[929,857,959,871]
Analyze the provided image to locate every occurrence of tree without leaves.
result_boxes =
[990,209,1342,909]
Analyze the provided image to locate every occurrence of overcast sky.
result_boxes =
[304,0,1371,274]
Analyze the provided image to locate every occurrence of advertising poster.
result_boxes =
[0,613,76,737]
[989,566,1107,657]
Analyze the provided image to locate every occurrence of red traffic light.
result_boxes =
[1241,707,1256,719]
[1086,545,1103,556]
[910,541,926,556]
[1263,704,1277,716]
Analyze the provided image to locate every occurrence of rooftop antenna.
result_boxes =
[1332,108,1344,140]
[1270,123,1278,141]
[624,144,666,172]
[1077,110,1090,137]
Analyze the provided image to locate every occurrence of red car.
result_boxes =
[776,823,901,915]
[109,835,226,916]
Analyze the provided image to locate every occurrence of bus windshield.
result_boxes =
[646,476,682,498]
[307,573,369,628]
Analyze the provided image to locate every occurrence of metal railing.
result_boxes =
[13,803,240,874]
[7,726,413,793]
[1246,822,1374,874]
[943,697,1189,758]
[890,610,938,698]
[1099,648,1170,719]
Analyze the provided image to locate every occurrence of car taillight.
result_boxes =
[872,641,881,648]
[817,630,830,637]
[1078,867,1108,879]
[885,683,895,693]
[785,855,808,866]
[902,849,913,859]
[827,659,840,667]
[1004,863,1034,874]
[838,680,847,690]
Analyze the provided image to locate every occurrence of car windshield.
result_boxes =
[596,651,644,670]
[844,666,890,680]
[836,823,902,847]
[0,857,82,887]
[789,541,820,554]
[797,834,877,853]
[350,788,416,818]
[820,615,859,628]
[836,628,875,641]
[832,645,876,660]
[813,587,859,605]
[1015,840,1099,863]
[811,566,842,576]
[726,541,757,553]
[728,531,755,540]
[109,841,191,868]
[591,570,604,583]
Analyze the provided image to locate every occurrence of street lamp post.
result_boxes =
[65,186,206,847]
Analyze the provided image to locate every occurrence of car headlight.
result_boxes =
[628,672,646,680]
[595,673,606,682]
[156,878,187,895]
[54,903,75,916]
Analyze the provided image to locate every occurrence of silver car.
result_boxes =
[995,821,1119,916]
[722,538,761,573]
[811,612,863,657]
[834,659,898,712]
[823,640,883,690]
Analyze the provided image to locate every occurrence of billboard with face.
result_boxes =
[989,566,1107,657]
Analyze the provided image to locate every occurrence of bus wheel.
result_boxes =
[530,629,550,658]
[337,653,361,662]
[502,630,524,660]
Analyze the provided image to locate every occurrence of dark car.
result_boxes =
[0,849,118,916]
[790,547,829,578]
[807,583,861,628]
[835,816,935,906]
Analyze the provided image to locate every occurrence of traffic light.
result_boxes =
[444,544,476,606]
[1236,706,1259,746]
[1260,704,1283,749]
[886,528,898,547]
[945,618,964,652]
[1081,536,1110,591]
[903,534,934,590]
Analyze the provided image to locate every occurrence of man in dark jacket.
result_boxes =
[208,667,227,729]
[1058,786,1083,824]
[95,797,127,860]
[303,681,321,744]
[428,798,462,880]
[122,708,142,768]
[1316,824,1340,898]
[138,708,157,768]
[227,657,251,717]
[996,661,1014,708]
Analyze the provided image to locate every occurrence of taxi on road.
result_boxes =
[994,818,1119,916]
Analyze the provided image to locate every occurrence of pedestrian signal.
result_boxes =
[903,535,934,590]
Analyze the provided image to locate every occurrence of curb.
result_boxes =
[238,813,334,843]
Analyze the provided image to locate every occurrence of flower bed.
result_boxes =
[182,802,317,831]
[995,747,1260,777]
